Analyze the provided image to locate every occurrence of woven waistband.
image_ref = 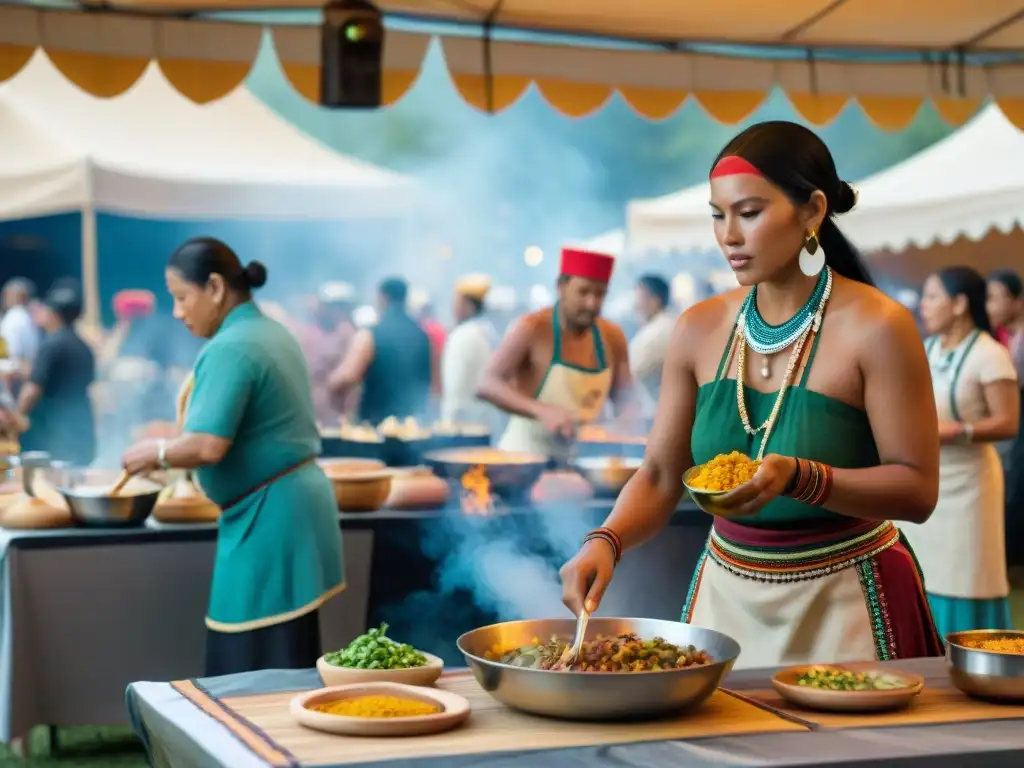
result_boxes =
[707,521,899,583]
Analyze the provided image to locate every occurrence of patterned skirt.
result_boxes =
[684,517,944,669]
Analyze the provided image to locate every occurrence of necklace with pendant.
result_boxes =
[736,270,834,457]
[741,267,831,355]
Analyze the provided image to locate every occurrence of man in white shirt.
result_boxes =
[628,274,675,419]
[441,275,498,427]
[0,278,41,374]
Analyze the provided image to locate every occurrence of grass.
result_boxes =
[4,576,1024,766]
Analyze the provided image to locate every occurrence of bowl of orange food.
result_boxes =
[682,451,761,517]
[946,630,1024,702]
[423,447,547,502]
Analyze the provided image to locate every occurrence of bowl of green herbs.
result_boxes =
[317,623,444,687]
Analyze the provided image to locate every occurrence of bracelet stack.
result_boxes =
[584,527,622,565]
[784,458,834,507]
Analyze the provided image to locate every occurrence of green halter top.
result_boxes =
[690,313,879,528]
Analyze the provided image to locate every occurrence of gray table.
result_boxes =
[126,658,1024,768]
[0,518,374,744]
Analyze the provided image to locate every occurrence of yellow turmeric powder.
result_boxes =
[687,451,760,492]
[310,695,440,718]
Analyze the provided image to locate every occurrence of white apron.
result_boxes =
[686,524,890,670]
[499,310,612,462]
[900,332,1015,599]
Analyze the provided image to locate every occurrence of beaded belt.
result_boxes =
[707,521,899,583]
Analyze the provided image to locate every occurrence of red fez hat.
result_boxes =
[560,247,615,283]
[113,290,156,320]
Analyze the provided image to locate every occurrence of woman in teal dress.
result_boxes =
[122,237,344,676]
[560,122,943,668]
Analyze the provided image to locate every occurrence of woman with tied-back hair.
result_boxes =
[121,237,344,676]
[561,121,944,668]
[905,267,1019,637]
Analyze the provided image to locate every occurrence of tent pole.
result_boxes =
[80,157,100,331]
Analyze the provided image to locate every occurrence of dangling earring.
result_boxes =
[799,229,825,277]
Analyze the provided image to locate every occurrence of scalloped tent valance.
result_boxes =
[1,5,1023,129]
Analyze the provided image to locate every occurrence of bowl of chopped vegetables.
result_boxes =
[318,624,444,687]
[771,663,924,712]
[457,617,739,720]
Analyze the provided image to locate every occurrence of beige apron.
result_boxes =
[900,332,1013,599]
[499,310,612,462]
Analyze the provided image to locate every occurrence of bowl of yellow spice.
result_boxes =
[292,682,470,736]
[682,451,761,517]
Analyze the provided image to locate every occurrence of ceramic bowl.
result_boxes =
[682,466,753,518]
[771,663,924,712]
[291,682,469,737]
[317,652,444,687]
[327,470,393,512]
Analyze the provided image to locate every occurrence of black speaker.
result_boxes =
[320,0,385,109]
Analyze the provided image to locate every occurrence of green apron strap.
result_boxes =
[948,330,981,422]
[715,316,741,381]
[551,303,563,365]
[591,322,607,370]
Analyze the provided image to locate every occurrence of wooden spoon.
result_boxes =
[109,471,132,496]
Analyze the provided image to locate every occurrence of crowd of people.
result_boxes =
[0,121,1023,675]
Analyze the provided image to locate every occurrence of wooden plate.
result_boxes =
[317,653,443,688]
[291,682,469,736]
[772,663,924,712]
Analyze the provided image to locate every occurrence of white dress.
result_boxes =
[900,331,1018,599]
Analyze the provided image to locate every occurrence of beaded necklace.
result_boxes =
[736,268,833,460]
[740,267,830,355]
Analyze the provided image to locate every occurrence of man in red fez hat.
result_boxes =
[478,247,633,462]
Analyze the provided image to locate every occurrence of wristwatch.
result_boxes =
[157,439,172,470]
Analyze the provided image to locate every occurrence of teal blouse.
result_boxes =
[185,302,344,631]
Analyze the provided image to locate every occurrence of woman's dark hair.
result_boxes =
[638,274,670,308]
[713,121,873,286]
[989,269,1023,299]
[168,237,267,295]
[44,286,82,326]
[937,266,992,335]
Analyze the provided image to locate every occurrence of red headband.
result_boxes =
[113,290,155,320]
[560,247,615,283]
[710,155,762,179]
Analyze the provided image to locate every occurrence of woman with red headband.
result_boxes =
[561,121,942,667]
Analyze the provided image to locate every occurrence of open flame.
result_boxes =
[460,464,494,516]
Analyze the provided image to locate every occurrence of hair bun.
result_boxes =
[244,261,268,290]
[834,181,858,214]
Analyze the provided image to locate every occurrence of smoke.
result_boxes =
[380,497,594,657]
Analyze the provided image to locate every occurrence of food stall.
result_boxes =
[0,449,709,745]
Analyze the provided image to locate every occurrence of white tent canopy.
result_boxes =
[841,105,1024,252]
[625,182,713,254]
[575,228,625,259]
[0,50,416,322]
[628,104,1024,258]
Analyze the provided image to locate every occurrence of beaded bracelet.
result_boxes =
[786,458,835,507]
[584,527,622,565]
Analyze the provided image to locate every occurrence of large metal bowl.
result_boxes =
[947,629,1024,702]
[457,617,740,720]
[57,470,163,528]
[572,455,643,497]
[423,448,547,501]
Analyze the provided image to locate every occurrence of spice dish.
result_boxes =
[947,630,1024,701]
[291,682,470,737]
[772,663,923,712]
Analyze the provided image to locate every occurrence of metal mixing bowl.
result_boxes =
[57,470,163,528]
[946,629,1024,701]
[424,448,547,501]
[572,455,643,496]
[457,617,740,720]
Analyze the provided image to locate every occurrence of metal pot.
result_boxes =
[58,470,162,528]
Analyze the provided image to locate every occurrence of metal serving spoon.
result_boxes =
[555,608,590,669]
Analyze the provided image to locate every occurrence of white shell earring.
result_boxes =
[799,229,825,277]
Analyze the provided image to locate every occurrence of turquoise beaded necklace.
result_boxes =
[740,267,831,355]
